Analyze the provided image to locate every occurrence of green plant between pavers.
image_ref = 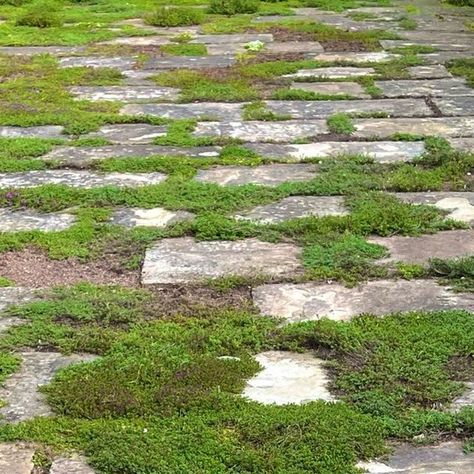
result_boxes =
[242,101,292,121]
[208,0,260,16]
[0,276,14,287]
[144,6,205,27]
[447,58,474,88]
[398,15,417,30]
[160,43,208,56]
[327,113,355,135]
[429,256,474,292]
[15,0,63,28]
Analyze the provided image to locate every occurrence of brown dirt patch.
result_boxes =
[320,40,371,52]
[0,248,139,288]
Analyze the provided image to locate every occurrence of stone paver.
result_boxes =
[421,51,474,64]
[191,33,273,44]
[69,86,180,102]
[0,46,82,56]
[0,351,97,422]
[243,351,334,405]
[141,237,302,284]
[0,125,64,139]
[111,207,194,227]
[375,78,474,98]
[0,287,38,313]
[0,443,35,474]
[235,196,348,223]
[195,164,317,186]
[290,81,370,98]
[143,55,235,70]
[265,41,324,54]
[193,120,328,142]
[87,124,167,144]
[358,441,474,473]
[381,39,474,51]
[450,137,474,153]
[284,67,375,79]
[253,280,474,322]
[432,96,474,117]
[59,56,136,70]
[451,382,474,411]
[307,52,399,63]
[0,209,75,232]
[0,170,166,189]
[408,64,453,79]
[50,456,95,474]
[368,229,474,265]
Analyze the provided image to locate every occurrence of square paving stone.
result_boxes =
[0,126,64,139]
[69,86,180,102]
[375,79,474,98]
[432,96,474,116]
[193,120,328,142]
[87,124,167,144]
[408,65,453,79]
[253,280,474,322]
[195,163,317,186]
[290,82,370,98]
[368,229,474,265]
[0,209,75,232]
[111,207,194,227]
[284,67,375,79]
[143,55,235,70]
[141,237,303,284]
[59,56,136,70]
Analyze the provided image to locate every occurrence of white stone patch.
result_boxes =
[111,207,194,228]
[0,209,76,232]
[284,66,375,79]
[436,197,474,223]
[243,351,335,405]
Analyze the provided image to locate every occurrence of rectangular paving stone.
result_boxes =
[193,120,328,142]
[432,96,474,116]
[111,207,194,228]
[86,124,167,144]
[142,55,235,70]
[290,82,370,98]
[141,237,302,284]
[0,209,75,232]
[284,67,375,79]
[375,79,474,98]
[121,102,244,120]
[381,39,474,51]
[306,52,400,63]
[0,46,83,56]
[368,229,474,265]
[353,117,474,138]
[195,163,317,186]
[265,99,433,119]
[50,457,95,474]
[420,51,474,64]
[0,126,64,139]
[408,65,453,79]
[0,170,166,189]
[190,33,273,44]
[99,36,170,46]
[59,57,136,70]
[69,86,180,102]
[253,280,474,322]
[265,41,324,54]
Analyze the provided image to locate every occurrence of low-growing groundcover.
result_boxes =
[0,285,473,472]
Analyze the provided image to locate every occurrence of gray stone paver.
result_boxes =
[375,78,474,98]
[451,382,474,411]
[50,456,95,474]
[0,443,35,474]
[432,96,474,117]
[0,209,76,232]
[0,125,64,139]
[408,65,453,79]
[306,52,400,63]
[284,67,375,79]
[58,56,136,70]
[290,82,370,98]
[86,124,168,144]
[142,55,235,70]
[111,207,194,227]
[0,288,39,313]
[69,86,180,102]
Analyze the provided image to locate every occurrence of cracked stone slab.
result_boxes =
[0,170,166,189]
[247,141,425,163]
[50,456,95,474]
[358,441,474,473]
[43,145,221,163]
[111,207,194,227]
[369,229,474,265]
[0,209,76,232]
[0,351,97,422]
[143,55,235,70]
[142,237,302,284]
[0,125,64,139]
[0,46,83,56]
[451,382,474,411]
[307,52,400,63]
[284,66,375,79]
[69,86,180,102]
[432,96,474,117]
[121,102,244,120]
[0,288,38,313]
[243,351,334,405]
[291,81,370,98]
[193,120,328,142]
[408,64,453,79]
[59,56,136,70]
[353,117,474,138]
[195,163,317,186]
[394,192,474,224]
[268,98,433,118]
[86,124,167,144]
[375,79,474,98]
[235,196,347,223]
[253,280,474,322]
[0,443,35,474]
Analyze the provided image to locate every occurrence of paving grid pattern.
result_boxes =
[1,1,474,472]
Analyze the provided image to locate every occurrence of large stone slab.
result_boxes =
[0,209,75,232]
[408,65,453,79]
[353,117,474,138]
[358,441,474,474]
[143,55,235,70]
[0,443,35,474]
[290,81,370,98]
[193,120,328,142]
[111,207,194,227]
[375,79,474,98]
[0,125,64,139]
[50,456,95,474]
[381,39,474,51]
[307,52,400,63]
[0,351,97,422]
[0,287,38,313]
[141,237,302,284]
[235,196,347,223]
[195,163,317,186]
[243,351,334,405]
[253,280,474,322]
[0,170,166,189]
[265,41,324,54]
[432,96,474,117]
[0,46,82,56]
[368,229,474,265]
[87,124,167,144]
[59,56,136,70]
[265,98,432,119]
[121,102,244,120]
[284,67,375,79]
[247,141,425,163]
[69,86,180,102]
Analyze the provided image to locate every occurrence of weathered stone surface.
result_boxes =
[43,145,221,163]
[433,96,474,117]
[253,280,474,322]
[0,443,35,474]
[0,209,75,232]
[195,163,317,186]
[308,52,399,63]
[375,78,474,97]
[111,207,194,227]
[408,64,453,79]
[394,192,474,224]
[87,124,167,144]
[421,51,474,64]
[369,229,474,265]
[353,117,474,138]
[121,102,244,120]
[284,67,375,79]
[243,351,334,405]
[0,351,97,422]
[0,170,166,189]
[50,456,95,474]
[141,237,302,284]
[451,382,474,411]
[69,86,180,102]
[0,46,82,56]
[265,98,433,119]
[59,56,136,70]
[247,141,425,163]
[191,33,273,44]
[291,81,370,98]
[143,55,235,70]
[358,441,474,473]
[0,288,38,313]
[235,196,347,223]
[265,41,324,54]
[193,120,328,142]
[0,125,64,139]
